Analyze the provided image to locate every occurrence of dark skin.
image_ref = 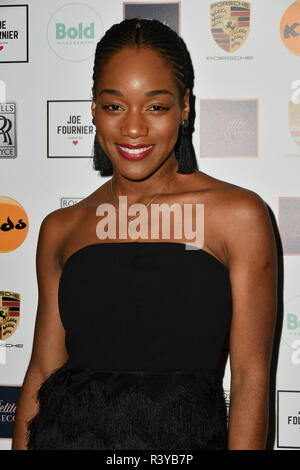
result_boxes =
[12,46,277,450]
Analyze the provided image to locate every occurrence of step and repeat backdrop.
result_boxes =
[0,0,300,450]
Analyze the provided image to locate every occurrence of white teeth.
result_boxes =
[119,145,153,154]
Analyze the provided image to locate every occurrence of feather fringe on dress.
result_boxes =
[27,362,228,450]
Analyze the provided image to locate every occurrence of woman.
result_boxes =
[12,19,277,450]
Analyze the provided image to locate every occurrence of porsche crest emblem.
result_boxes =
[210,1,251,53]
[0,291,20,340]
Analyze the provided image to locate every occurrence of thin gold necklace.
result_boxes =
[110,173,179,226]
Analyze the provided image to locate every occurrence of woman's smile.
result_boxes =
[116,144,154,160]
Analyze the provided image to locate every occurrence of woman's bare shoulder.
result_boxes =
[40,180,111,233]
[190,171,270,256]
[37,181,111,267]
[37,200,94,262]
[198,173,273,258]
[192,171,266,209]
[39,204,84,237]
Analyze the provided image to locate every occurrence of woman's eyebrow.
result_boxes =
[145,89,175,98]
[98,89,175,98]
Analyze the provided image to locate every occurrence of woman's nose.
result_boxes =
[121,111,148,138]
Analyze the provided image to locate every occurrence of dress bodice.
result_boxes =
[58,242,232,371]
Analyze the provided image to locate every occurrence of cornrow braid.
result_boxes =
[135,21,141,46]
[92,18,197,176]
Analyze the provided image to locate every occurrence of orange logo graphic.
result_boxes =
[280,1,300,56]
[0,197,29,252]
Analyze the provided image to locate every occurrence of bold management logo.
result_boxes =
[47,2,103,62]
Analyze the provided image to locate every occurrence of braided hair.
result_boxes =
[92,18,197,176]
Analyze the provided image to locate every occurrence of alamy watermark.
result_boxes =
[95,197,205,250]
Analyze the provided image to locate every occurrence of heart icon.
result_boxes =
[0,46,4,51]
[72,140,78,145]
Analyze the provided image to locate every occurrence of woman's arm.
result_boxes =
[12,211,69,450]
[224,191,277,450]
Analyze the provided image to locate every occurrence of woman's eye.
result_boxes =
[149,105,169,111]
[102,104,122,111]
[102,104,169,112]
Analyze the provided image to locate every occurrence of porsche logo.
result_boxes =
[210,1,251,53]
[0,291,20,340]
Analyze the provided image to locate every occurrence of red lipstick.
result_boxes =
[116,144,154,161]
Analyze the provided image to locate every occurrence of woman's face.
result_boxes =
[91,46,190,180]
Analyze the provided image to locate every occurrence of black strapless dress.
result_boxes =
[27,242,232,450]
